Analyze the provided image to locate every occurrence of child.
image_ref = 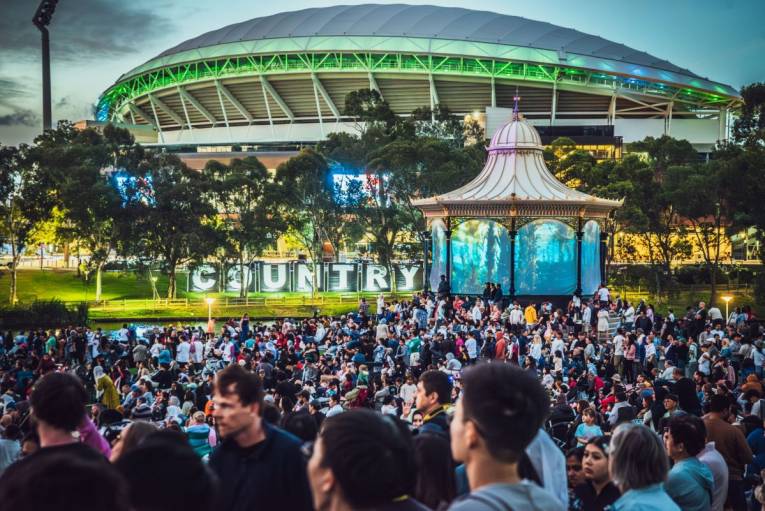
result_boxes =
[575,408,603,445]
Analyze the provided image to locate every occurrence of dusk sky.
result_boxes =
[1,0,763,145]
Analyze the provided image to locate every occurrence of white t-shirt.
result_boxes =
[191,341,204,363]
[551,338,565,357]
[176,341,191,363]
[613,334,625,356]
[326,404,344,418]
[466,337,478,359]
[597,287,610,301]
[399,383,417,404]
[697,442,728,511]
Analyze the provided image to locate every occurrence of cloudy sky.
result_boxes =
[1,0,763,145]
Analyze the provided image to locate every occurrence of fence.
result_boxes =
[66,292,408,315]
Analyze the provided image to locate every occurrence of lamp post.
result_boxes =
[150,276,158,301]
[206,297,215,322]
[33,0,59,131]
[722,295,733,324]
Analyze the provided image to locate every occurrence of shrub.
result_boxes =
[0,299,88,328]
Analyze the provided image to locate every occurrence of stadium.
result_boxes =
[97,4,742,162]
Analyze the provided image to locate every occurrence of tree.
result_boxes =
[0,144,54,303]
[733,82,765,148]
[204,157,284,298]
[274,149,350,294]
[576,153,691,293]
[131,152,219,299]
[664,163,729,305]
[29,123,132,302]
[367,137,484,268]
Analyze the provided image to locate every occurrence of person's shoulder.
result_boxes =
[1,442,105,485]
[268,423,304,450]
[450,482,564,511]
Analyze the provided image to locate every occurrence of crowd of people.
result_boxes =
[1,280,764,511]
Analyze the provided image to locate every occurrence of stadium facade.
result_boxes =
[97,4,741,161]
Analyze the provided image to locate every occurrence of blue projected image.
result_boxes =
[108,169,155,207]
[430,220,447,290]
[429,218,601,297]
[582,221,601,296]
[515,220,576,296]
[329,164,390,206]
[451,220,510,295]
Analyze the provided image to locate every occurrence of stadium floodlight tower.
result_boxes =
[32,0,59,131]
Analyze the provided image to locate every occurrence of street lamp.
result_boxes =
[150,276,158,300]
[33,0,59,131]
[206,297,215,322]
[722,295,733,324]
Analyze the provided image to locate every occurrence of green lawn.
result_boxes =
[0,269,414,302]
[2,269,758,320]
[0,269,407,320]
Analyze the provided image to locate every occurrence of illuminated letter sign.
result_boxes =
[226,265,253,292]
[397,265,420,290]
[190,264,217,292]
[262,264,288,291]
[295,263,321,292]
[364,264,390,291]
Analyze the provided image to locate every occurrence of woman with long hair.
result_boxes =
[571,436,620,511]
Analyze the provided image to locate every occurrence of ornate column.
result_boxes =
[421,229,431,292]
[445,217,452,286]
[600,231,608,285]
[575,216,584,297]
[509,216,517,300]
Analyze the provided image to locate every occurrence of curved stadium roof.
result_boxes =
[156,4,697,79]
[98,4,740,125]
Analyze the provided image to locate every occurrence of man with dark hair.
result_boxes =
[116,430,218,511]
[664,414,713,511]
[448,363,563,510]
[672,367,702,416]
[209,364,312,511]
[415,370,452,435]
[704,394,752,510]
[307,408,429,510]
[0,373,126,510]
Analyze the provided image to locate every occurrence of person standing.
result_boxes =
[697,440,728,511]
[415,370,452,435]
[0,372,127,509]
[448,363,563,510]
[608,424,679,511]
[663,415,714,511]
[94,365,120,410]
[572,436,620,511]
[307,409,429,511]
[209,364,312,511]
[176,336,191,365]
[703,394,752,510]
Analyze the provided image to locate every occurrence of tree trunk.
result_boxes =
[9,231,18,304]
[167,265,177,299]
[95,262,103,303]
[239,257,247,299]
[709,264,717,306]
